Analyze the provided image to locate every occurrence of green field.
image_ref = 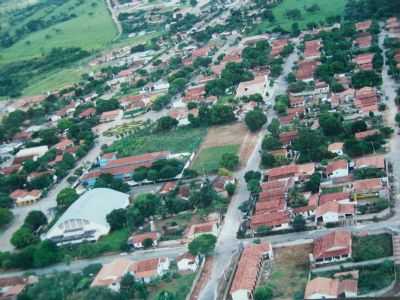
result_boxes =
[0,0,117,65]
[150,273,196,300]
[192,144,240,174]
[254,0,346,33]
[106,127,208,157]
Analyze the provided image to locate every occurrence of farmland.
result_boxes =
[0,0,117,65]
[253,0,346,33]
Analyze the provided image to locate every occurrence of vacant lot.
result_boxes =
[260,243,312,300]
[253,0,346,33]
[150,272,196,300]
[106,127,207,157]
[352,233,393,262]
[192,144,240,174]
[192,123,255,173]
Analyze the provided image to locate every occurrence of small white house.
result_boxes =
[326,160,349,179]
[177,253,200,272]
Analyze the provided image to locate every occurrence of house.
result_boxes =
[98,152,117,167]
[241,34,269,46]
[10,189,42,207]
[355,87,379,113]
[328,143,344,156]
[128,232,160,249]
[310,231,352,265]
[255,197,286,215]
[131,257,170,283]
[183,85,206,102]
[352,178,384,196]
[0,276,37,300]
[186,222,219,241]
[325,160,349,179]
[356,20,372,32]
[14,145,48,163]
[266,163,315,182]
[191,46,210,58]
[271,39,289,57]
[54,138,74,154]
[386,17,400,33]
[293,193,319,218]
[296,60,319,82]
[315,201,355,225]
[176,253,200,272]
[159,181,177,195]
[279,130,298,145]
[319,192,351,206]
[355,34,372,49]
[355,129,380,140]
[354,154,386,170]
[304,40,321,60]
[45,188,129,245]
[100,109,123,123]
[91,258,133,292]
[79,107,96,119]
[353,53,374,71]
[305,277,358,299]
[251,211,290,230]
[289,95,305,107]
[229,243,273,300]
[235,74,269,99]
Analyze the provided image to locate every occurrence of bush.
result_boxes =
[352,234,393,262]
[219,153,239,171]
[245,109,267,132]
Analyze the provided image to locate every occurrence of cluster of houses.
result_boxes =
[247,152,389,233]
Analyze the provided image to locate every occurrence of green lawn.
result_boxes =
[192,144,240,174]
[106,127,208,157]
[352,233,393,262]
[0,0,117,65]
[150,273,196,300]
[253,0,346,33]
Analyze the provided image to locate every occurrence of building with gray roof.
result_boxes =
[44,188,129,245]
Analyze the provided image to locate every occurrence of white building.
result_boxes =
[177,253,200,272]
[44,188,129,245]
[235,75,270,99]
[15,145,48,162]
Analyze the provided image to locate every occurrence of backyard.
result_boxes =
[352,233,393,262]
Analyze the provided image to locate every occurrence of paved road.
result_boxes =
[198,46,299,300]
[0,246,186,278]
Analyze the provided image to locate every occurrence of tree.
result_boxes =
[120,273,136,299]
[261,152,276,168]
[0,193,13,208]
[142,238,154,249]
[83,287,123,300]
[157,291,177,300]
[94,174,129,193]
[24,210,47,231]
[305,173,321,193]
[156,116,178,131]
[267,118,280,137]
[351,70,382,88]
[188,234,217,256]
[56,187,79,210]
[292,215,306,231]
[256,225,271,235]
[33,240,60,268]
[245,109,267,132]
[319,112,344,136]
[225,183,236,196]
[0,208,13,228]
[244,171,261,183]
[262,135,282,151]
[11,227,39,249]
[247,179,261,194]
[133,193,161,218]
[106,208,127,231]
[190,180,217,208]
[220,153,239,171]
[254,286,273,300]
[396,113,400,126]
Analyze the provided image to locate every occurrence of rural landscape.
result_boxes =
[0,0,400,299]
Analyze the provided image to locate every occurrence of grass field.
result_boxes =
[106,127,208,157]
[192,144,240,174]
[150,273,196,300]
[253,0,346,33]
[0,0,117,65]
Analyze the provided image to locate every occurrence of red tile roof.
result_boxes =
[355,129,379,140]
[230,243,272,295]
[352,178,383,193]
[355,155,385,169]
[251,211,290,229]
[326,160,348,175]
[315,202,355,218]
[319,192,351,206]
[356,20,372,31]
[279,130,298,145]
[313,230,352,260]
[79,107,96,118]
[296,60,319,80]
[305,277,358,299]
[129,232,159,245]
